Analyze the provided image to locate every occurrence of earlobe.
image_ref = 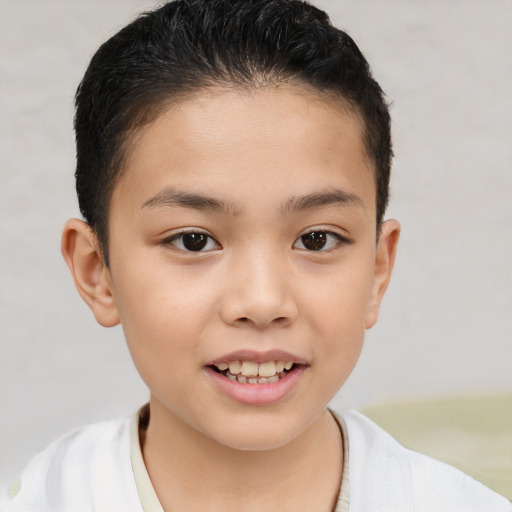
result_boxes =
[365,219,400,329]
[61,219,120,327]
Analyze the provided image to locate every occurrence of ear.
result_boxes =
[365,219,400,329]
[61,219,120,327]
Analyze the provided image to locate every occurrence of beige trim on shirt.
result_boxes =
[130,405,165,512]
[332,410,350,512]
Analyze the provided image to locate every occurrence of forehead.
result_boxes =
[113,86,376,217]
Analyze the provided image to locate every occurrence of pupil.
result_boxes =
[302,232,326,250]
[183,233,208,251]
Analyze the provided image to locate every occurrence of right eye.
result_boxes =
[164,232,220,252]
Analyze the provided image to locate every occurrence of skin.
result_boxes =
[62,86,400,512]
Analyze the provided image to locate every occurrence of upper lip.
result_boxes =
[206,349,308,366]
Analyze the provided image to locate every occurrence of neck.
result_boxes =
[142,397,343,512]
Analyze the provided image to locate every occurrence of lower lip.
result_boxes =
[205,365,307,406]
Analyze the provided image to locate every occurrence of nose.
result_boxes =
[219,250,299,330]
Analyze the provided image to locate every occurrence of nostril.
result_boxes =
[235,315,289,328]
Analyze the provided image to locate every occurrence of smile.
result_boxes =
[205,351,308,405]
[211,360,295,384]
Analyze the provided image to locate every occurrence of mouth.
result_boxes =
[209,360,298,384]
[205,352,308,405]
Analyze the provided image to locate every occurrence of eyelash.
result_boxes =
[292,230,352,252]
[162,230,221,252]
[162,229,352,253]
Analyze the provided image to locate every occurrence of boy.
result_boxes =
[1,0,510,510]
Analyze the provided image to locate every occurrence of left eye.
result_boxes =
[293,231,344,251]
[166,232,220,252]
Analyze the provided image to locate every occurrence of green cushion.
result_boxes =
[361,393,512,499]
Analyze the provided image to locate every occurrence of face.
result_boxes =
[104,86,397,450]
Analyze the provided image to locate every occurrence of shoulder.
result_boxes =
[1,417,143,512]
[334,410,511,512]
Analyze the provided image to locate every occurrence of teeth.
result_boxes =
[228,361,242,374]
[240,361,259,377]
[215,359,297,378]
[226,371,290,385]
[258,361,277,377]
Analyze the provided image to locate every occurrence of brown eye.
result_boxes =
[166,231,220,252]
[293,230,347,251]
[301,231,327,250]
[182,233,208,251]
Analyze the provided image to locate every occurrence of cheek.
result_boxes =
[307,269,373,396]
[300,258,375,356]
[110,255,219,364]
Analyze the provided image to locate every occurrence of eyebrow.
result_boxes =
[281,189,364,214]
[142,187,364,216]
[142,187,240,216]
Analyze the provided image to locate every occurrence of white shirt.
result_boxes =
[2,407,510,511]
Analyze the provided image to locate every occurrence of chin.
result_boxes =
[214,428,299,452]
[201,411,314,452]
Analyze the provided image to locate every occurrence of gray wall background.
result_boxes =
[1,0,511,484]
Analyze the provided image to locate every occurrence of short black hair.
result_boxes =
[75,0,392,265]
